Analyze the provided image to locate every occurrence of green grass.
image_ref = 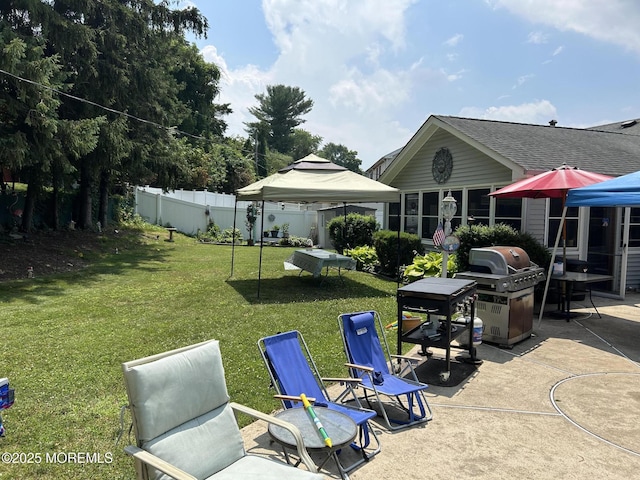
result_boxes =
[0,225,400,479]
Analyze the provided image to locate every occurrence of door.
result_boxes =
[587,206,623,295]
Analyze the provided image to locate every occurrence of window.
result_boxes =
[468,188,490,225]
[421,192,439,238]
[548,198,579,248]
[404,193,419,234]
[388,202,400,232]
[495,197,522,230]
[389,187,527,242]
[448,190,463,233]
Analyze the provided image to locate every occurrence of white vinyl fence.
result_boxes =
[134,187,319,241]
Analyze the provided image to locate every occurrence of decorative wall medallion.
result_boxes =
[432,147,453,184]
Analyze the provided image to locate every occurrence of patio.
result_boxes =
[240,292,640,479]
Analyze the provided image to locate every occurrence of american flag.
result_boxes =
[432,222,445,247]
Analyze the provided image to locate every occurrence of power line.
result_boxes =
[0,67,207,141]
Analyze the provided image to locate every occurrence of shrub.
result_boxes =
[345,245,379,271]
[403,251,457,283]
[220,227,242,244]
[278,235,310,247]
[453,223,551,271]
[198,221,221,242]
[373,230,424,278]
[327,213,378,254]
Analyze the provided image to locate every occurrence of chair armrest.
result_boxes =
[344,362,374,372]
[274,394,317,403]
[124,445,197,480]
[230,402,318,473]
[321,377,363,384]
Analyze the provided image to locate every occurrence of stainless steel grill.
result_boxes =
[456,246,546,346]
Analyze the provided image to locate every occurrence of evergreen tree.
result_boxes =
[248,84,313,155]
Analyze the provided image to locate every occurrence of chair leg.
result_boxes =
[589,288,602,318]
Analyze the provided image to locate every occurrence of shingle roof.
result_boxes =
[434,116,640,176]
[588,119,640,136]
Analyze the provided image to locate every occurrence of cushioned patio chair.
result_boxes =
[258,331,381,476]
[338,311,432,430]
[121,339,324,480]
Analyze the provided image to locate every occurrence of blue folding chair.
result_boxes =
[338,311,432,430]
[258,331,381,475]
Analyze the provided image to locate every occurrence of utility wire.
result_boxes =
[0,67,207,141]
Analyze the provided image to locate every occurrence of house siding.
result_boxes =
[626,251,640,289]
[390,130,513,191]
[524,199,547,243]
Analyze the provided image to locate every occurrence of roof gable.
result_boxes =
[379,115,640,184]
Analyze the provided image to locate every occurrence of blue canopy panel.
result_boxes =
[566,170,640,207]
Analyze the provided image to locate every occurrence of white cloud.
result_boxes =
[527,31,548,44]
[512,73,534,89]
[459,99,557,124]
[444,34,464,47]
[552,45,564,56]
[198,0,422,165]
[489,0,640,54]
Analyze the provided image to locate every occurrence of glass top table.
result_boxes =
[269,407,357,479]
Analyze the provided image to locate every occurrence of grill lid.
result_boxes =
[469,246,533,276]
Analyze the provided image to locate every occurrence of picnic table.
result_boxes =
[284,249,356,284]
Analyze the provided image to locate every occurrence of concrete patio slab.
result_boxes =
[241,292,640,479]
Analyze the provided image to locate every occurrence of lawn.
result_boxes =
[0,225,400,479]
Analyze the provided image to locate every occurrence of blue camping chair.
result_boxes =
[258,331,381,475]
[338,311,432,430]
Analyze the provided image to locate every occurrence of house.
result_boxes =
[372,115,640,297]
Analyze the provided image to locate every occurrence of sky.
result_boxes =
[179,0,640,170]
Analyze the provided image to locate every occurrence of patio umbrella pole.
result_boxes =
[537,205,567,327]
[562,193,568,275]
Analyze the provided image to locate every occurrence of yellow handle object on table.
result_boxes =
[300,393,332,448]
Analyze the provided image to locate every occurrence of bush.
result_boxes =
[403,251,457,283]
[198,222,221,242]
[453,223,551,271]
[278,235,311,247]
[327,213,378,254]
[373,230,424,278]
[345,245,379,271]
[220,227,242,244]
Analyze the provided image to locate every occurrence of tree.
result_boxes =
[0,7,103,231]
[171,40,230,138]
[289,129,322,160]
[319,143,362,173]
[265,151,293,175]
[50,0,210,229]
[248,85,313,155]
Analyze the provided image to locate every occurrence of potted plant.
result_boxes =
[281,223,290,239]
[245,204,257,246]
[270,224,280,238]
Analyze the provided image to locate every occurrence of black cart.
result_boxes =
[397,277,479,382]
